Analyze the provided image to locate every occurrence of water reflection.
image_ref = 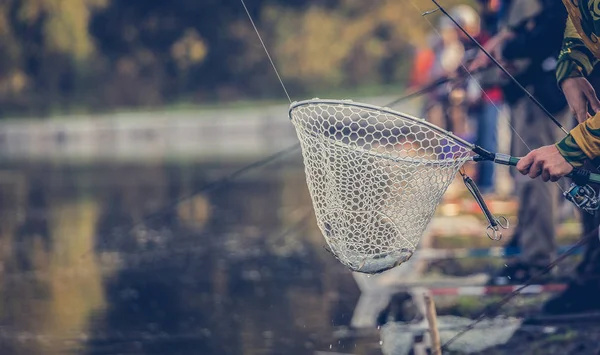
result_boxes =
[0,161,362,354]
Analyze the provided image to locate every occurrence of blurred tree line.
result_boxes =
[0,0,466,118]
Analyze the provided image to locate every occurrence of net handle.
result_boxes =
[289,99,600,186]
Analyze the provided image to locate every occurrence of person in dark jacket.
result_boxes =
[470,0,571,285]
[515,0,600,315]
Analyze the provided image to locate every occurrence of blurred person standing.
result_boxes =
[456,3,505,194]
[408,36,436,90]
[420,17,468,137]
[515,1,600,315]
[416,4,504,191]
[470,0,570,285]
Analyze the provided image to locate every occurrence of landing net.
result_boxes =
[289,99,473,273]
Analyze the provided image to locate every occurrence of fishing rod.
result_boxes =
[426,0,600,216]
[428,0,569,135]
[388,64,492,106]
[414,1,600,236]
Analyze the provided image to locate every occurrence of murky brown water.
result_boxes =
[0,160,371,355]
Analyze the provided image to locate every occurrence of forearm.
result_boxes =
[556,17,600,86]
[557,112,600,167]
[556,39,599,85]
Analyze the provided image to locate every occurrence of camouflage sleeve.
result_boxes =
[556,17,600,87]
[556,133,588,168]
[558,112,600,166]
[555,17,600,166]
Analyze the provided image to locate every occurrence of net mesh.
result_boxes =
[289,99,472,274]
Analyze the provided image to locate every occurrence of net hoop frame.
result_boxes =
[288,98,477,162]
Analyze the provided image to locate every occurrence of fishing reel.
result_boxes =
[564,183,600,215]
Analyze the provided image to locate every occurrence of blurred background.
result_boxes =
[0,0,453,117]
[0,0,591,354]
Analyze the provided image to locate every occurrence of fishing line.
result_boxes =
[386,65,492,107]
[77,0,302,260]
[77,0,466,262]
[240,0,292,103]
[409,0,534,158]
[440,227,598,351]
[430,0,568,135]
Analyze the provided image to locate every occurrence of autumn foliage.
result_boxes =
[0,0,469,118]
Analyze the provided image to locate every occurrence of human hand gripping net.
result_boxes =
[289,99,473,274]
[289,99,600,274]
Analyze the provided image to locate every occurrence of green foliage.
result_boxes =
[0,0,472,118]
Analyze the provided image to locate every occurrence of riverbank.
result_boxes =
[0,95,420,163]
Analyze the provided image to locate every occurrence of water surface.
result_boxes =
[0,160,371,355]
